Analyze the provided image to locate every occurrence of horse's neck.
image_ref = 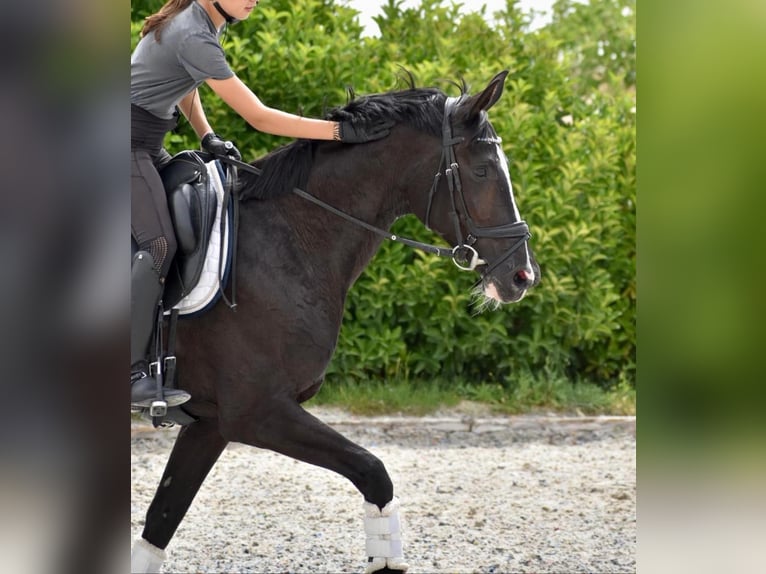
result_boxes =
[308,139,441,277]
[306,134,439,227]
[294,173,403,285]
[243,138,438,294]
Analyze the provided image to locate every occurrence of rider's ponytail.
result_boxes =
[141,0,195,42]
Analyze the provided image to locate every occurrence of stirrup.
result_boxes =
[131,371,169,417]
[149,400,168,418]
[130,370,191,415]
[148,361,168,417]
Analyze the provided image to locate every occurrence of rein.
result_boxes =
[218,155,460,262]
[214,97,531,275]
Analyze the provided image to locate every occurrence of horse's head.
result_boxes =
[422,71,539,304]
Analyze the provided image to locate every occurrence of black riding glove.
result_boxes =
[201,132,242,161]
[335,119,395,144]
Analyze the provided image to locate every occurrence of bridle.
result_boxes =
[215,97,531,276]
[425,96,531,275]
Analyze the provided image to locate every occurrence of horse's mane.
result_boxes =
[238,73,468,201]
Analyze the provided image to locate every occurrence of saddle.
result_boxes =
[160,150,233,315]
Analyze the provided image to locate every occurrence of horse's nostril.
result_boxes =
[514,269,532,287]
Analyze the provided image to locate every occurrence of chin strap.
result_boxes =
[212,1,238,24]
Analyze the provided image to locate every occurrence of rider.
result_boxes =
[131,0,393,409]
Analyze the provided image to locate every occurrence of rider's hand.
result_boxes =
[335,119,395,144]
[201,132,242,161]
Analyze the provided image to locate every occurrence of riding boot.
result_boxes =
[131,250,190,408]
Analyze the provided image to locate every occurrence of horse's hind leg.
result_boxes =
[221,400,407,572]
[132,418,228,573]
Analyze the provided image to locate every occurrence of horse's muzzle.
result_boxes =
[481,262,537,303]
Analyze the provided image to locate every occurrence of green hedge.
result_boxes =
[131,0,636,388]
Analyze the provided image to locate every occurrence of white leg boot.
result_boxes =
[363,497,409,573]
[131,538,166,574]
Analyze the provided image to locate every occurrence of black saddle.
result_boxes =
[159,150,220,309]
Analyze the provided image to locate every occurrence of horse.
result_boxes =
[131,70,539,573]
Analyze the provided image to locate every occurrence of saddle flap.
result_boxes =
[169,183,199,254]
[162,153,220,308]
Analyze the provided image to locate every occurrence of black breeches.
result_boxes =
[131,104,178,279]
[131,149,176,278]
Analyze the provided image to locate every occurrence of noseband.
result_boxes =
[425,97,531,274]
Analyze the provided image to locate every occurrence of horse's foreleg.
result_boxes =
[132,418,228,573]
[223,399,392,504]
[221,400,408,573]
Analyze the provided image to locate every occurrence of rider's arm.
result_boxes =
[205,75,339,141]
[178,88,214,140]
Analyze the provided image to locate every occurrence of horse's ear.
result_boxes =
[462,70,509,121]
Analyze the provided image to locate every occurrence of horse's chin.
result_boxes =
[471,279,527,312]
[487,280,527,303]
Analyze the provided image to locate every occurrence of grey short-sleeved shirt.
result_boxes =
[131,1,234,119]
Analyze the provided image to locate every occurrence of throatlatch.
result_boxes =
[363,497,409,573]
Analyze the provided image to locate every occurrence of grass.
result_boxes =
[306,378,463,417]
[305,371,636,417]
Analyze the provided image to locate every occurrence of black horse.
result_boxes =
[131,71,539,573]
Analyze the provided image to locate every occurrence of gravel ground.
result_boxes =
[131,406,636,573]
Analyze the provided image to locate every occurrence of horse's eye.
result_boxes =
[473,166,488,179]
